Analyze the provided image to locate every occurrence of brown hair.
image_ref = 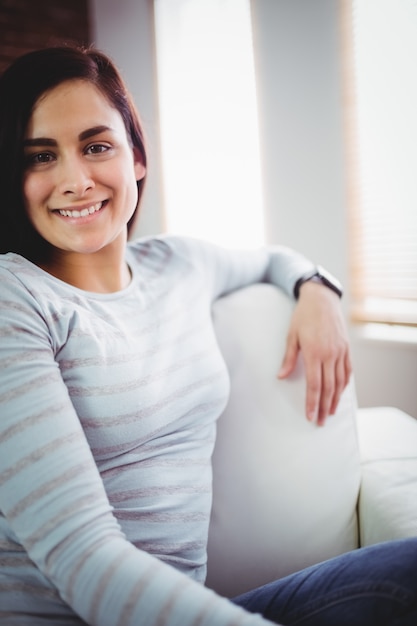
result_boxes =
[0,46,147,261]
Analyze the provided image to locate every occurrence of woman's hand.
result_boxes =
[278,281,352,426]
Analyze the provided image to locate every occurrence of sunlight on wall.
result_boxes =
[154,0,265,248]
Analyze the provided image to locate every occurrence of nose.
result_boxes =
[57,155,95,197]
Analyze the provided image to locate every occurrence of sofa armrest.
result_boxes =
[206,284,361,597]
[357,406,417,546]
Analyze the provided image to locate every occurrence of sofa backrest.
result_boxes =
[206,284,361,597]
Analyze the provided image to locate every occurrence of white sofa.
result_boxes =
[206,284,417,598]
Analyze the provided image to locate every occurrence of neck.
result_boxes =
[40,242,131,293]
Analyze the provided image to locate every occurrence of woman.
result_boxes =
[0,46,415,625]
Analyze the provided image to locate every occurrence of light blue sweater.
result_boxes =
[0,235,313,625]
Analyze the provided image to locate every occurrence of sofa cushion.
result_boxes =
[357,406,417,546]
[206,284,361,597]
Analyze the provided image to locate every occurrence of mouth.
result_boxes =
[55,200,106,218]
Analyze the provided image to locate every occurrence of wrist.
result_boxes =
[294,266,343,300]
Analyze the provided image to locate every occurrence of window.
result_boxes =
[153,0,264,249]
[345,0,417,326]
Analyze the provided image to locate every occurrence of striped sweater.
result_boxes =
[0,235,314,625]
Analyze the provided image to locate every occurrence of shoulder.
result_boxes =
[0,252,30,274]
[0,254,55,342]
[127,235,213,271]
[0,253,40,297]
[128,234,202,255]
[0,253,71,322]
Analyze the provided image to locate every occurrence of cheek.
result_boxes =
[22,174,50,231]
[22,175,37,218]
[111,162,140,206]
[22,174,42,211]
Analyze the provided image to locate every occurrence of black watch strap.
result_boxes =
[293,266,343,300]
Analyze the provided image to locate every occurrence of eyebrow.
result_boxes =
[23,125,114,148]
[79,125,114,141]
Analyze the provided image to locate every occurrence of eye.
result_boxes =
[85,143,111,155]
[25,152,55,166]
[25,152,55,168]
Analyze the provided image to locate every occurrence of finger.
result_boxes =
[278,334,299,379]
[304,358,321,423]
[344,348,353,384]
[329,356,346,415]
[317,360,335,426]
[329,348,353,414]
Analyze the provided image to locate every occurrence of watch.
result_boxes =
[293,265,343,300]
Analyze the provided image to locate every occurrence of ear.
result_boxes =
[133,147,146,181]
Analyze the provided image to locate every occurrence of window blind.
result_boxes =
[346,0,417,326]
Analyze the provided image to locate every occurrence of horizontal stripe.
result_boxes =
[0,403,69,444]
[0,431,85,488]
[7,459,94,520]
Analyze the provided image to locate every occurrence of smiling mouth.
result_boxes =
[57,201,105,218]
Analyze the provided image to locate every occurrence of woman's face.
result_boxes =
[22,79,145,258]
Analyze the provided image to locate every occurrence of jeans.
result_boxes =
[232,538,417,625]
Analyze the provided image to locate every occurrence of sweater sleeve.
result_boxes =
[0,265,275,625]
[154,235,316,302]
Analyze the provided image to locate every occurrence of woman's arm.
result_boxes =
[278,281,352,426]
[159,236,352,426]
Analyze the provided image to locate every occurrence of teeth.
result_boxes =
[58,202,102,218]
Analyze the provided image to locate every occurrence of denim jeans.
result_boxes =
[232,538,417,625]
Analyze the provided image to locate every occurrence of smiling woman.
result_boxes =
[21,79,145,289]
[0,44,414,626]
[0,47,147,265]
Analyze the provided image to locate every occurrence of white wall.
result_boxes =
[90,0,165,237]
[250,0,416,419]
[91,0,417,419]
[251,0,348,285]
